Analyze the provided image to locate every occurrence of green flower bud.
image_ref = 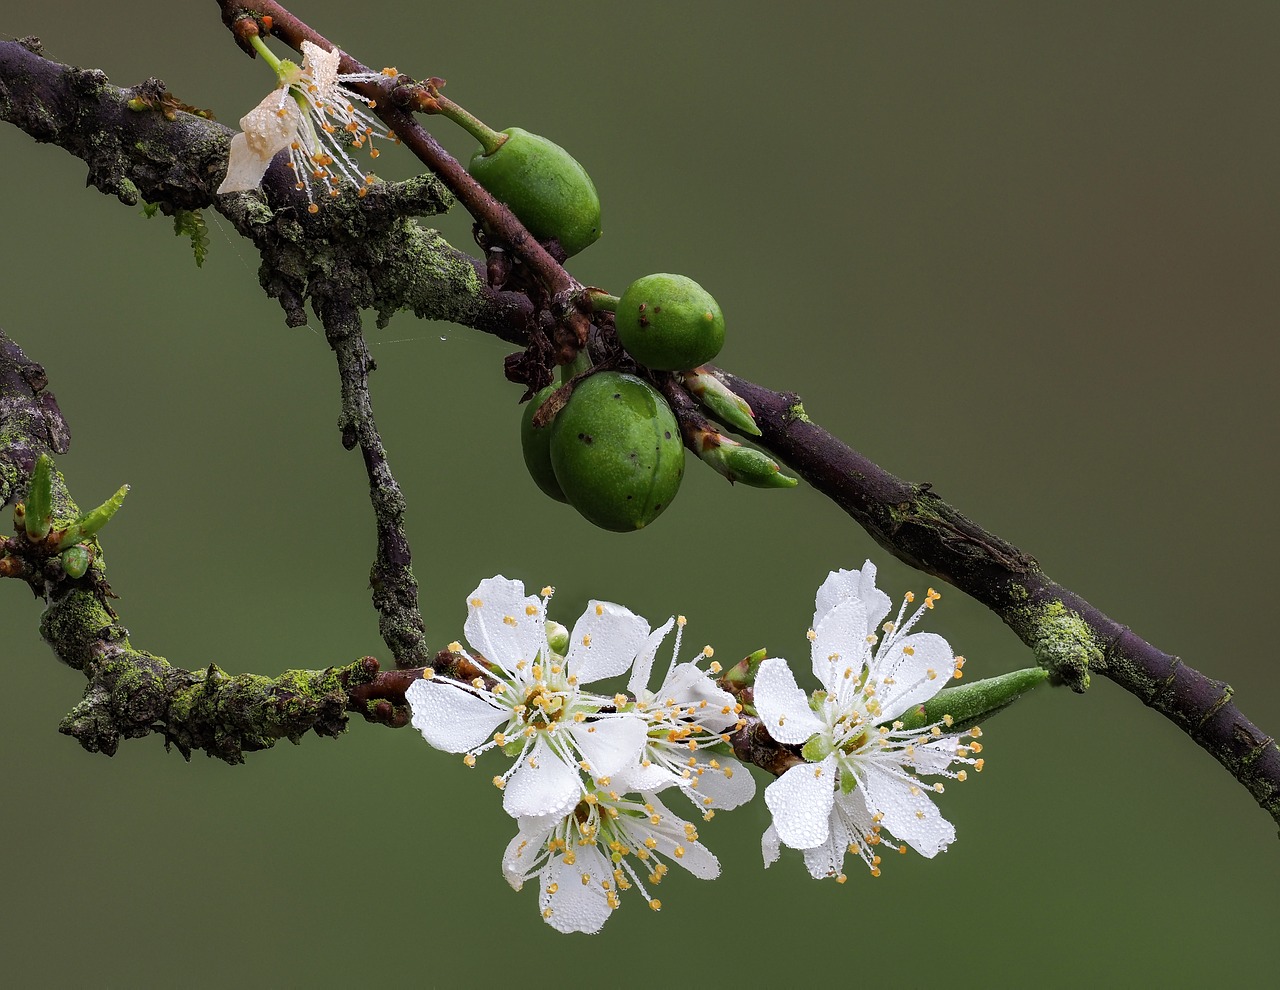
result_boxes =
[682,367,761,437]
[546,620,570,656]
[695,432,798,488]
[550,371,684,532]
[60,544,93,579]
[721,647,768,686]
[520,385,569,503]
[898,667,1049,733]
[615,274,725,371]
[24,454,55,541]
[468,128,602,257]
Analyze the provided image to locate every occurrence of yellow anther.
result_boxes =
[470,597,483,608]
[709,661,722,674]
[649,899,662,912]
[492,776,505,789]
[462,754,476,768]
[422,668,435,680]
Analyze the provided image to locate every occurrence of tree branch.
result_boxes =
[2,30,1277,828]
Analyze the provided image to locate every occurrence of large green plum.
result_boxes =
[468,128,602,257]
[520,384,568,503]
[550,372,684,531]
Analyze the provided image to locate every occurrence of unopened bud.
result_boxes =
[899,667,1049,733]
[60,544,93,579]
[694,432,797,489]
[682,367,761,437]
[546,620,569,656]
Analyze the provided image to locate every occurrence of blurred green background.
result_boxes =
[2,1,1277,985]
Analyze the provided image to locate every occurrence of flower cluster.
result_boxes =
[406,577,754,933]
[755,561,983,881]
[408,562,992,932]
[218,40,397,210]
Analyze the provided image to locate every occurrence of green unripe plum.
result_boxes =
[468,128,602,257]
[615,273,725,371]
[520,384,568,503]
[550,372,684,532]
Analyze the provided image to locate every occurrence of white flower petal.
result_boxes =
[405,679,506,753]
[908,736,961,775]
[617,761,683,793]
[217,93,302,194]
[754,657,823,745]
[861,765,955,857]
[540,845,614,934]
[832,785,876,839]
[300,40,340,94]
[811,599,870,693]
[635,794,720,880]
[802,829,846,880]
[762,823,782,868]
[662,663,739,732]
[873,631,956,722]
[764,756,837,850]
[501,817,556,890]
[814,560,891,632]
[503,737,580,819]
[627,617,675,696]
[566,601,650,685]
[462,576,546,678]
[687,754,757,811]
[568,715,646,779]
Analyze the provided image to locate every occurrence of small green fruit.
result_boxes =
[520,385,568,503]
[468,127,602,257]
[615,273,725,371]
[550,372,684,532]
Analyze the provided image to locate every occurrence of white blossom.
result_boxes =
[503,786,719,933]
[622,616,757,818]
[406,576,653,821]
[218,40,395,207]
[756,561,983,880]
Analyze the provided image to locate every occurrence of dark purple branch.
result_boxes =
[718,370,1280,827]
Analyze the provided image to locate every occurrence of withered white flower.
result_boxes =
[218,39,395,209]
